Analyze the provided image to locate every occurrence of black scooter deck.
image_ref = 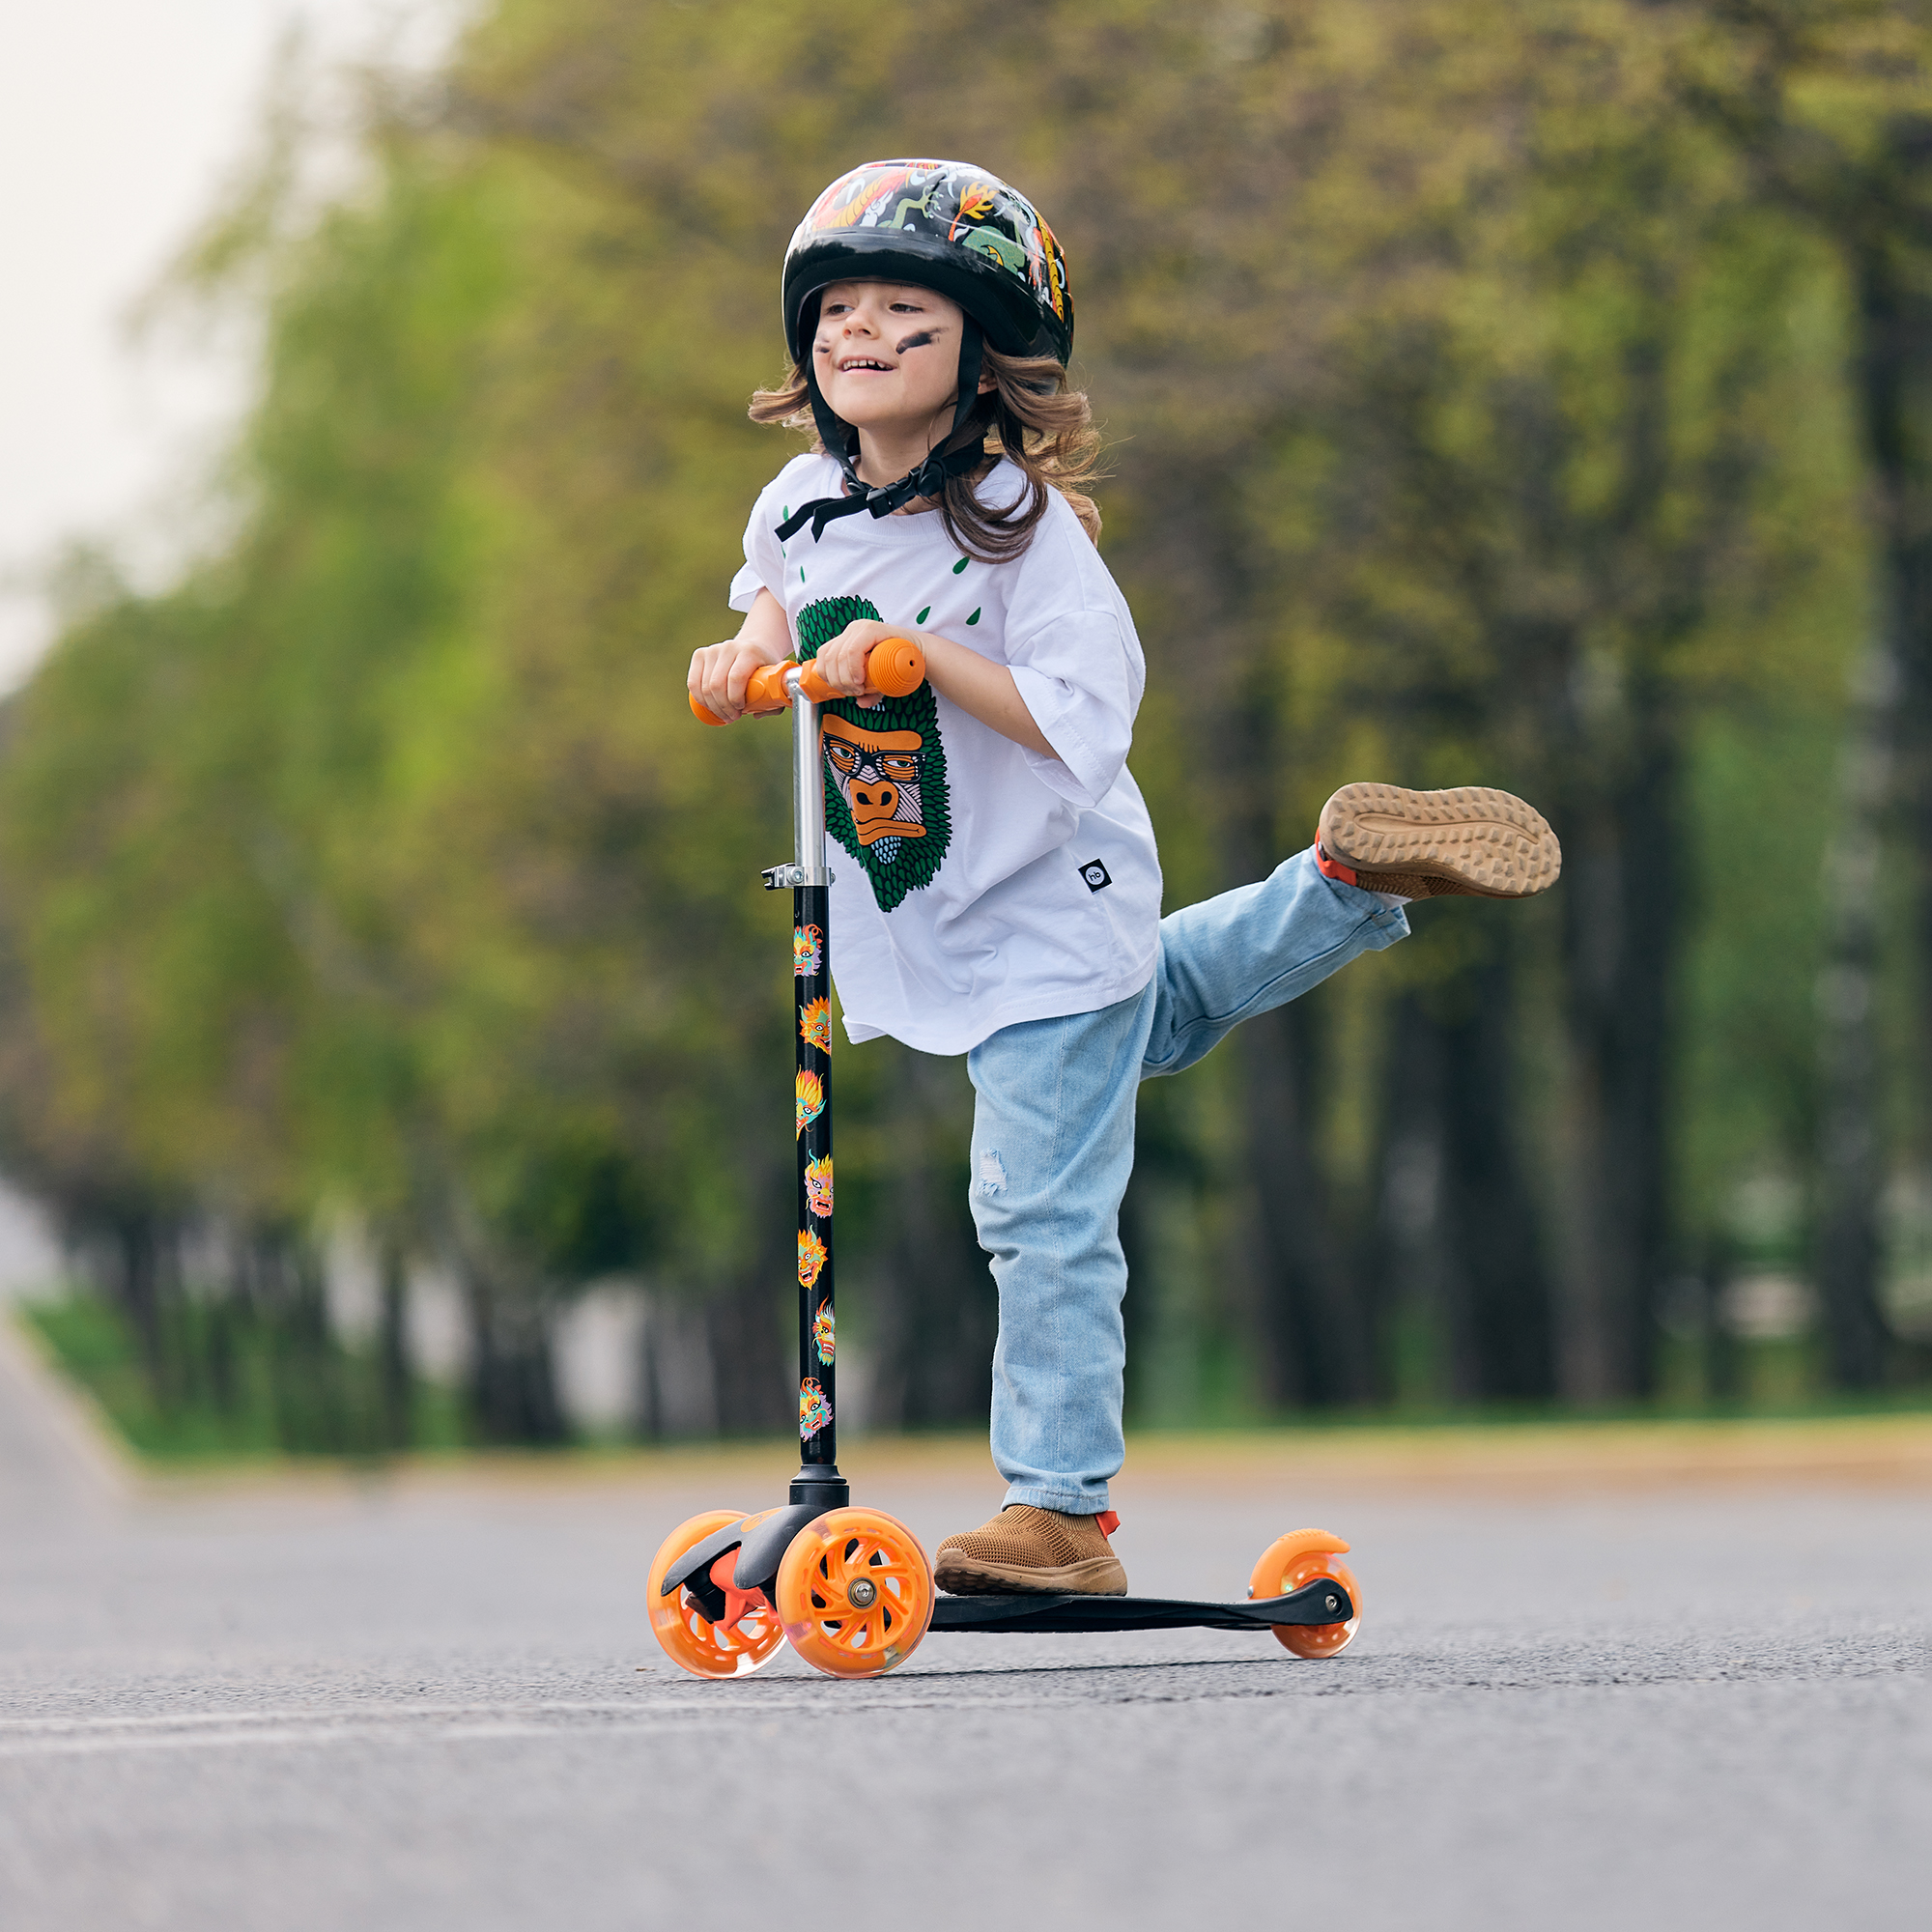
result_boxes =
[928,1576,1353,1635]
[662,1514,1354,1639]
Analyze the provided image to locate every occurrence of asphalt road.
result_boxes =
[0,1336,1926,1930]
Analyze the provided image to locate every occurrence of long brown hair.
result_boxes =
[749,342,1104,560]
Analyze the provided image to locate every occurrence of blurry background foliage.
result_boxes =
[6,0,1932,1455]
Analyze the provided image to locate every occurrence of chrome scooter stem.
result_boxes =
[789,668,831,886]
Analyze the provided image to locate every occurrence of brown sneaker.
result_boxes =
[1317,782,1561,898]
[935,1505,1129,1596]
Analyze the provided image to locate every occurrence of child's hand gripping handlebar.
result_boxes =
[689,637,925,724]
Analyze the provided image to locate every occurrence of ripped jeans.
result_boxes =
[965,848,1408,1514]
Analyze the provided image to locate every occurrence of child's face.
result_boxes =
[812,281,973,437]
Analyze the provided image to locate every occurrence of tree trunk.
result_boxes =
[1810,231,1932,1390]
[1243,994,1376,1406]
[1435,934,1556,1401]
[462,1263,565,1445]
[252,1230,348,1452]
[704,1130,791,1436]
[1210,678,1375,1410]
[111,1211,170,1409]
[1555,703,1678,1401]
[1370,990,1445,1402]
[377,1231,412,1448]
[1813,639,1896,1386]
[1373,950,1554,1406]
[636,1288,719,1438]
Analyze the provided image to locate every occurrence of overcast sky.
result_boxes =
[0,1,463,691]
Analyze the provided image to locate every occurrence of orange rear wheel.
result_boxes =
[647,1508,788,1678]
[775,1506,934,1678]
[1249,1528,1362,1660]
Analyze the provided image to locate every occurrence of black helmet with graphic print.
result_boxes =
[781,158,1074,366]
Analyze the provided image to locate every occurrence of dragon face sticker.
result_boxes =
[799,597,952,913]
[793,924,823,976]
[798,1228,828,1291]
[799,997,832,1054]
[804,1154,834,1218]
[811,1303,836,1365]
[799,1378,833,1439]
[796,1068,825,1137]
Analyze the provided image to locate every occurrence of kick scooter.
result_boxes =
[654,642,1362,1679]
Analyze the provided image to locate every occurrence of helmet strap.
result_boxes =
[951,317,984,439]
[777,317,990,544]
[804,364,863,491]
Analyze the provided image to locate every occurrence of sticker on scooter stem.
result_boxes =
[798,1229,828,1291]
[796,1069,825,1137]
[799,1378,833,1439]
[793,924,823,976]
[800,997,832,1053]
[804,1154,833,1218]
[811,1303,836,1364]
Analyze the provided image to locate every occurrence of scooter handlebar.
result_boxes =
[689,637,924,724]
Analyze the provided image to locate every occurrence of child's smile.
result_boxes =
[812,280,977,474]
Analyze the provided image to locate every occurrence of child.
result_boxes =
[689,159,1560,1596]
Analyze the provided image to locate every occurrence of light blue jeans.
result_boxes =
[965,849,1408,1513]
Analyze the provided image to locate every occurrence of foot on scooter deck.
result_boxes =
[928,1577,1355,1635]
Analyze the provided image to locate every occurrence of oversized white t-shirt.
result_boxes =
[728,452,1162,1055]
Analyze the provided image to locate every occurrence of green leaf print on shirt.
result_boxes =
[798,596,952,913]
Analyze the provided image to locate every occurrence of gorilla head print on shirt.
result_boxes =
[798,596,953,913]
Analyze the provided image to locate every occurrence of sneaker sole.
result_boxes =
[933,1550,1129,1597]
[1320,782,1561,897]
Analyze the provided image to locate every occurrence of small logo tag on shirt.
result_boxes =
[1078,860,1112,893]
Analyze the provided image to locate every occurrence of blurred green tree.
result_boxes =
[0,0,1922,1450]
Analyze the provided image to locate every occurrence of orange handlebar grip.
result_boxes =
[688,639,924,724]
[792,639,923,703]
[743,663,796,711]
[792,663,838,704]
[867,637,924,696]
[689,663,796,723]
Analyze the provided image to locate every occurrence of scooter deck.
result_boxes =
[661,1510,1355,1640]
[928,1576,1353,1635]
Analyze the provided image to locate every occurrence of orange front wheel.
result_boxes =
[774,1506,934,1678]
[1249,1528,1362,1660]
[647,1508,788,1678]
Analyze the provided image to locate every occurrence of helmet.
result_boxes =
[782,159,1074,366]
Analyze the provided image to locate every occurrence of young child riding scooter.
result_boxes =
[687,159,1561,1597]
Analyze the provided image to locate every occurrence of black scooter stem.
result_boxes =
[779,660,843,1506]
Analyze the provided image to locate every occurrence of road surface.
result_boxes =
[0,1327,1926,1930]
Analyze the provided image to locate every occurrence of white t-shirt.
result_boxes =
[728,452,1162,1055]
